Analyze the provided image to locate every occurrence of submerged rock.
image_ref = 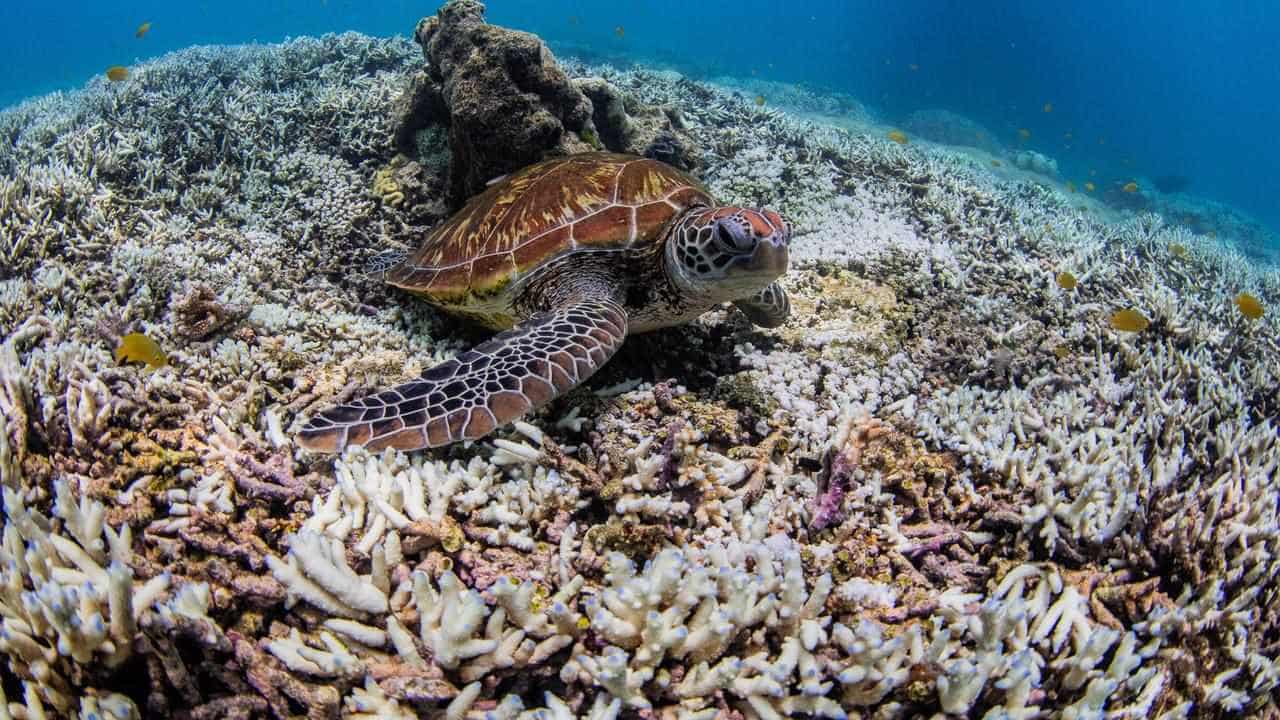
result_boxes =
[395,0,596,205]
[393,0,701,208]
[574,76,701,172]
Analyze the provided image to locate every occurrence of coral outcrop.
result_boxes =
[394,0,596,205]
[393,0,700,208]
[574,77,701,172]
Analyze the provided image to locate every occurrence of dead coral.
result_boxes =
[395,0,596,206]
[172,283,246,340]
[574,77,702,172]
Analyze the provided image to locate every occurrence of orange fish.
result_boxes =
[1056,271,1078,290]
[135,22,152,38]
[1043,102,1053,113]
[1234,292,1264,320]
[754,95,766,107]
[886,129,909,145]
[115,333,168,369]
[1122,181,1138,193]
[614,25,625,38]
[1084,182,1096,193]
[1109,309,1149,333]
[1017,128,1031,141]
[106,66,129,81]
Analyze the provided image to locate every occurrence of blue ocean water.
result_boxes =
[2,1,1277,248]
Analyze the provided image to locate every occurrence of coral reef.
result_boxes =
[2,16,1279,720]
[1012,149,1060,177]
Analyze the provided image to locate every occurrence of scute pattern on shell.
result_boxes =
[387,152,712,302]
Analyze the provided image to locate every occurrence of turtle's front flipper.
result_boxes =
[362,250,409,279]
[298,298,628,453]
[733,281,790,328]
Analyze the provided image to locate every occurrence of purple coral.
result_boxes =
[810,443,856,531]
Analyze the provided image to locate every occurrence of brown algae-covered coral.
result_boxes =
[1,10,1279,720]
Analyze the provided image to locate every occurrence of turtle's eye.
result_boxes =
[714,220,754,253]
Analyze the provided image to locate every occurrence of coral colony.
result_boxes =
[1,1,1278,717]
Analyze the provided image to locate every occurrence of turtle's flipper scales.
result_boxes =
[734,281,790,328]
[298,298,627,453]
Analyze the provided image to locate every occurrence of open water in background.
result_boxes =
[2,0,1277,249]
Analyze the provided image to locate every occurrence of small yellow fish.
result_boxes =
[614,25,625,38]
[1084,182,1096,193]
[106,66,129,82]
[136,21,152,38]
[115,333,168,369]
[1066,181,1077,192]
[754,95,766,107]
[1053,343,1071,359]
[1169,243,1188,258]
[886,129,909,145]
[1056,271,1078,290]
[991,159,1002,167]
[1017,128,1031,141]
[1109,309,1150,333]
[1234,292,1264,320]
[1122,181,1138,193]
[1043,102,1053,113]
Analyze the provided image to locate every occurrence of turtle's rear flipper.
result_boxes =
[297,298,628,453]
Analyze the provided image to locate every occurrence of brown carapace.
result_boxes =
[299,153,792,453]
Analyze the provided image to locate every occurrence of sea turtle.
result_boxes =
[298,152,791,453]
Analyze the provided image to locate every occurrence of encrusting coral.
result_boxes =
[1,3,1278,717]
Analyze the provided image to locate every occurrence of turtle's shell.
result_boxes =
[387,153,712,304]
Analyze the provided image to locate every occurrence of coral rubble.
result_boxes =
[1,11,1279,720]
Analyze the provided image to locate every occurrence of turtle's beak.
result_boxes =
[744,209,790,277]
[749,231,789,276]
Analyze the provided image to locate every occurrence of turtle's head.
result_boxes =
[666,207,790,300]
